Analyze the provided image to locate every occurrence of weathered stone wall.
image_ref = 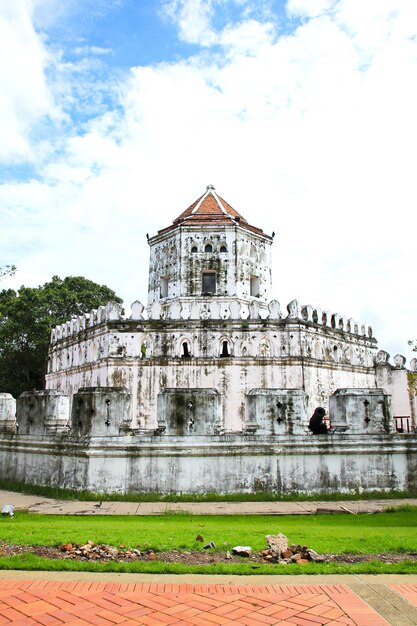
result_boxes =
[376,353,416,430]
[329,389,392,433]
[157,388,221,435]
[0,393,16,433]
[46,298,380,431]
[246,390,308,435]
[147,223,273,305]
[71,387,132,437]
[17,390,69,436]
[0,383,414,495]
[0,432,416,495]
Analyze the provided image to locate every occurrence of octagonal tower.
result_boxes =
[147,185,273,313]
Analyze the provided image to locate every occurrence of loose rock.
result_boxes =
[265,533,288,558]
[260,533,325,565]
[232,546,252,557]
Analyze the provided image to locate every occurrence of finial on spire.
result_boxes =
[206,184,215,191]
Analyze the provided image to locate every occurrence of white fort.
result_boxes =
[0,186,416,494]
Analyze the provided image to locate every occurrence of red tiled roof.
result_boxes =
[157,185,271,238]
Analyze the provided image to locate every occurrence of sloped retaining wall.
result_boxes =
[0,433,416,495]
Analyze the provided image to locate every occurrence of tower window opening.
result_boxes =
[191,245,198,253]
[220,245,227,252]
[181,342,191,358]
[220,341,230,358]
[202,272,216,294]
[250,274,260,297]
[204,243,213,253]
[160,275,169,298]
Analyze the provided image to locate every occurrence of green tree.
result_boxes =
[0,276,122,398]
[0,265,16,280]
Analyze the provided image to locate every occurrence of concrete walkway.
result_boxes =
[1,573,417,625]
[1,490,416,515]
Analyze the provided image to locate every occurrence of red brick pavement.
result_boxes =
[0,581,390,626]
[390,583,417,608]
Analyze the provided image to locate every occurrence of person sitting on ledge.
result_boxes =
[308,407,329,434]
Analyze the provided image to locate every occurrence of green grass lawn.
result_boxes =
[0,508,416,575]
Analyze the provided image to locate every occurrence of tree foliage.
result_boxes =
[0,265,16,280]
[0,276,122,398]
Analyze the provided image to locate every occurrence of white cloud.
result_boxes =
[219,18,276,54]
[1,0,417,363]
[286,0,335,19]
[162,0,216,45]
[0,0,60,163]
[73,46,111,56]
[162,0,277,52]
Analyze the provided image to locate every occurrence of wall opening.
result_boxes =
[204,243,213,253]
[394,416,411,433]
[160,275,169,298]
[181,341,191,358]
[250,274,260,297]
[220,340,230,358]
[202,272,216,294]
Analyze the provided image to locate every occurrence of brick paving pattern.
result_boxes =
[390,583,417,608]
[0,580,391,626]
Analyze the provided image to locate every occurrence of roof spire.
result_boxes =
[162,186,271,240]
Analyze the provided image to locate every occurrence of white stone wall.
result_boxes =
[0,433,416,495]
[46,299,380,432]
[0,393,16,433]
[376,354,416,430]
[147,223,272,305]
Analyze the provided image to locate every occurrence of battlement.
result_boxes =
[0,385,397,438]
[49,298,374,345]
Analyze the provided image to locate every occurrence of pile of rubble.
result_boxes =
[60,541,155,561]
[57,533,325,566]
[259,533,325,565]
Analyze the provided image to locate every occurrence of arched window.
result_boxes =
[181,341,191,358]
[204,243,213,253]
[220,245,227,252]
[220,340,230,358]
[191,245,198,253]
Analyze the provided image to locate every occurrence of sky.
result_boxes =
[0,0,416,364]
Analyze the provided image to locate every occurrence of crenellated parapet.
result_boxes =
[50,301,126,345]
[16,390,70,436]
[0,393,17,434]
[145,296,374,340]
[71,387,133,436]
[2,385,405,441]
[46,295,379,381]
[289,299,373,338]
[329,388,392,433]
[375,351,416,430]
[49,296,374,347]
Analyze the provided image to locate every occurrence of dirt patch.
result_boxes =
[1,542,416,566]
